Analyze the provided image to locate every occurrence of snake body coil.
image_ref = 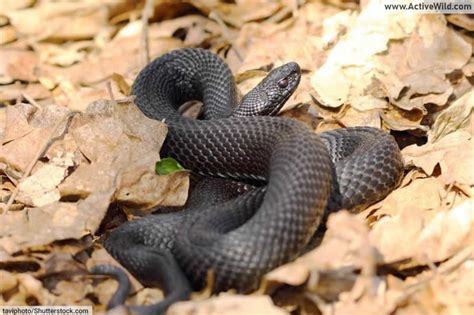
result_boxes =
[98,48,404,313]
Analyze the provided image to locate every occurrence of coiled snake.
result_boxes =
[92,48,404,314]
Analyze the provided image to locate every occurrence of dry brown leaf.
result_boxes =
[311,8,471,128]
[16,158,72,207]
[337,107,382,128]
[397,249,474,315]
[0,49,39,83]
[415,200,474,263]
[54,81,115,112]
[428,89,473,142]
[57,100,188,208]
[234,2,338,109]
[0,270,18,293]
[447,14,474,31]
[146,15,221,47]
[235,0,282,23]
[0,104,70,172]
[402,128,473,185]
[370,200,473,264]
[1,0,472,313]
[6,2,109,41]
[50,280,92,305]
[0,83,52,103]
[1,104,35,144]
[61,33,183,86]
[35,42,91,67]
[0,190,113,254]
[0,25,17,45]
[368,177,451,217]
[1,0,35,11]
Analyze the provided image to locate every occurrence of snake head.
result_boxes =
[235,62,301,117]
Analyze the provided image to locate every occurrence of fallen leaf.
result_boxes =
[428,89,473,142]
[0,25,17,45]
[310,8,471,134]
[0,49,39,83]
[0,190,113,254]
[403,128,473,185]
[370,200,473,264]
[7,2,109,41]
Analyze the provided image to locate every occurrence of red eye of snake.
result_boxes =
[278,78,288,88]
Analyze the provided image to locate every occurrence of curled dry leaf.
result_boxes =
[16,158,72,207]
[311,6,471,133]
[0,190,113,254]
[0,104,70,171]
[0,25,17,45]
[447,14,474,31]
[370,200,474,264]
[396,250,474,315]
[59,100,189,209]
[2,104,35,144]
[428,89,473,142]
[0,99,189,254]
[367,177,458,217]
[403,128,473,185]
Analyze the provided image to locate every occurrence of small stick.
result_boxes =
[1,111,79,216]
[140,0,154,67]
[292,0,300,17]
[22,93,42,109]
[209,11,243,62]
[106,81,117,107]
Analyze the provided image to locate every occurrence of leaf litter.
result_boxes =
[0,0,472,314]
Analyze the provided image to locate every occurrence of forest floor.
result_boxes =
[0,1,473,314]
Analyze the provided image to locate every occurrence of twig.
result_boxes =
[1,111,79,216]
[106,81,117,107]
[292,0,300,17]
[265,5,293,24]
[140,0,154,68]
[22,93,42,109]
[209,11,243,62]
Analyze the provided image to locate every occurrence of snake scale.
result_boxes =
[93,48,404,314]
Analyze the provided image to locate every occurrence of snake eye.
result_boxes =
[278,78,289,88]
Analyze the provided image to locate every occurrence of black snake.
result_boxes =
[92,48,404,314]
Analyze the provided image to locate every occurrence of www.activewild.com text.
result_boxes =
[384,1,472,11]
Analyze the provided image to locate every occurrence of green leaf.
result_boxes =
[155,158,186,175]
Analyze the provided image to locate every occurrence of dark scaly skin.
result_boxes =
[93,48,404,314]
